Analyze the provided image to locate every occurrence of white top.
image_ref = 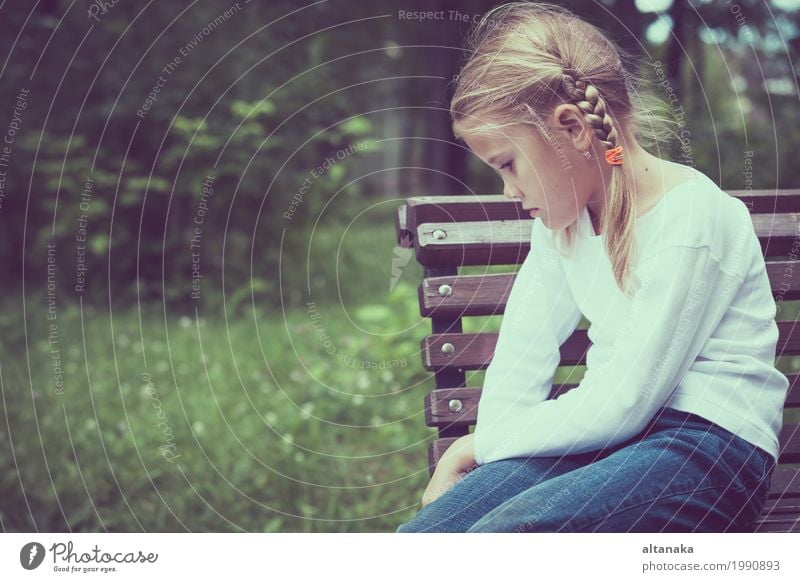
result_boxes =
[473,166,790,465]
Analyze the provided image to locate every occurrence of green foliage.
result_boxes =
[0,285,435,532]
[340,117,373,137]
[230,99,276,119]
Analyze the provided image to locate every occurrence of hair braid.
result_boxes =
[562,71,639,296]
[560,74,619,150]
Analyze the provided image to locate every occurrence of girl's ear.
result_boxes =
[551,103,592,150]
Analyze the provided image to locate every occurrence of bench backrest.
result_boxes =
[397,189,800,532]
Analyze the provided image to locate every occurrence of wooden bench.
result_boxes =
[396,189,800,532]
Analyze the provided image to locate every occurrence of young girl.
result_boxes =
[396,2,789,533]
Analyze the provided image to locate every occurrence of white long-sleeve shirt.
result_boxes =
[473,166,790,466]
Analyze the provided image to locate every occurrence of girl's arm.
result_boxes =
[474,238,741,465]
[473,217,583,465]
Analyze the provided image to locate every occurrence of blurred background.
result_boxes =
[0,0,798,532]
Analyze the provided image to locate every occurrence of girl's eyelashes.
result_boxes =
[499,160,513,172]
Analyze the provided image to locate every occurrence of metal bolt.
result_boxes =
[441,342,455,354]
[432,229,447,240]
[438,284,453,297]
[448,399,463,413]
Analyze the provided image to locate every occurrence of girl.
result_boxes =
[396,1,789,533]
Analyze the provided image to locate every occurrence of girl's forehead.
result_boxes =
[462,131,511,157]
[463,125,537,150]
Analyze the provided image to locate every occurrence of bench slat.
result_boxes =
[395,203,408,246]
[415,215,800,267]
[424,385,580,428]
[754,496,800,532]
[419,261,800,318]
[422,329,589,370]
[424,376,800,430]
[761,497,800,516]
[767,467,800,499]
[753,517,800,532]
[421,321,800,371]
[403,191,800,236]
[779,423,800,464]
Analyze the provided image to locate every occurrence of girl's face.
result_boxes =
[462,118,601,231]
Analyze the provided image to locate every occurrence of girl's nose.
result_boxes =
[503,182,522,201]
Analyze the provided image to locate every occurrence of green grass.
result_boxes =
[0,278,442,532]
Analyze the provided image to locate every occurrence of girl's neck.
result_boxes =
[586,140,671,230]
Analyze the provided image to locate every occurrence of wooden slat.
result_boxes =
[415,215,800,267]
[422,329,586,370]
[396,204,410,246]
[421,322,800,371]
[779,423,800,464]
[424,386,479,427]
[421,330,570,370]
[428,437,460,476]
[730,189,800,213]
[405,195,529,230]
[420,272,512,318]
[754,517,800,532]
[424,384,574,428]
[424,376,800,431]
[754,497,800,531]
[402,191,800,234]
[416,220,530,267]
[419,260,800,318]
[761,497,800,516]
[767,467,800,498]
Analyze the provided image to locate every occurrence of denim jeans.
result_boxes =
[395,406,775,533]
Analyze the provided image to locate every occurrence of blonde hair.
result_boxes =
[450,1,677,298]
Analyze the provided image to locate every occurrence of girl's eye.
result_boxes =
[500,160,513,172]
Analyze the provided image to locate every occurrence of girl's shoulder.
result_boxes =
[639,164,752,260]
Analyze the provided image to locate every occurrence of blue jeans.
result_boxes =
[395,407,775,532]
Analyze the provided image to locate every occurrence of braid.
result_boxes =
[561,71,637,296]
[561,73,619,150]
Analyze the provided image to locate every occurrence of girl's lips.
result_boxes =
[529,208,539,217]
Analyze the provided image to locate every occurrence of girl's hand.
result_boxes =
[420,434,478,508]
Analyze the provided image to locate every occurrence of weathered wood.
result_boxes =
[405,191,800,234]
[423,376,800,428]
[779,423,800,464]
[419,261,800,318]
[414,215,800,267]
[753,516,800,532]
[395,204,411,247]
[420,322,800,371]
[762,496,800,516]
[767,467,800,498]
